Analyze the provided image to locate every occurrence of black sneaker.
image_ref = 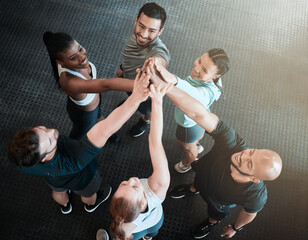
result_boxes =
[60,190,72,214]
[192,218,219,239]
[169,184,199,199]
[129,117,151,137]
[107,132,120,143]
[84,184,112,213]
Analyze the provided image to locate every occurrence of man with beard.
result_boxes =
[116,2,170,137]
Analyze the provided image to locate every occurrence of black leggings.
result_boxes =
[66,95,102,140]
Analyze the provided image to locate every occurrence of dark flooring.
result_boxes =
[0,0,307,239]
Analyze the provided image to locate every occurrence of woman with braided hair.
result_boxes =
[146,48,230,174]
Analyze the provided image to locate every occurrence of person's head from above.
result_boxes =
[43,32,89,84]
[110,177,147,238]
[134,2,166,46]
[230,148,282,183]
[191,48,230,83]
[8,126,59,167]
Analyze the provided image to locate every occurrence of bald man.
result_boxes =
[144,61,282,239]
[167,84,282,239]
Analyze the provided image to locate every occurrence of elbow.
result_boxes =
[185,104,205,122]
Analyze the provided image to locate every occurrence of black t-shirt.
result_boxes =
[193,120,267,213]
[19,135,102,190]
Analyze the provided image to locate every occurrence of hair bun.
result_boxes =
[43,31,53,45]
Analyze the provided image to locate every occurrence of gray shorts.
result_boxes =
[47,170,101,198]
[176,124,205,143]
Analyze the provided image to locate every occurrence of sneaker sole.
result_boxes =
[84,186,112,213]
[61,204,72,214]
[131,129,146,138]
[193,232,210,239]
[174,164,192,173]
[197,145,204,154]
[169,186,200,199]
[169,186,189,199]
[170,194,186,199]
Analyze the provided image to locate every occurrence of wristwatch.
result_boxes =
[232,223,243,232]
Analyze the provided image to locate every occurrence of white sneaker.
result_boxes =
[174,158,199,173]
[197,143,204,154]
[96,229,109,240]
[174,161,192,173]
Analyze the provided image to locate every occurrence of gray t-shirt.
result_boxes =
[122,29,170,80]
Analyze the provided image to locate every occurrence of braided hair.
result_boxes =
[43,31,74,88]
[207,48,230,95]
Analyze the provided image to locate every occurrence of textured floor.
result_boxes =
[0,0,307,239]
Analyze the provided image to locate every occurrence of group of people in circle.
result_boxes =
[8,2,282,240]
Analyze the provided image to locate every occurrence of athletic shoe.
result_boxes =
[96,229,109,240]
[84,184,112,213]
[130,117,151,137]
[197,143,204,154]
[107,132,120,143]
[174,158,198,173]
[142,236,152,240]
[60,190,72,214]
[169,184,199,199]
[192,218,219,239]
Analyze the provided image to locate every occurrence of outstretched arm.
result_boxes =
[87,71,149,147]
[147,83,173,201]
[145,60,219,133]
[166,87,218,133]
[59,76,134,93]
[221,208,257,238]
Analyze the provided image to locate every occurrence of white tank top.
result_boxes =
[57,62,97,106]
[131,179,163,233]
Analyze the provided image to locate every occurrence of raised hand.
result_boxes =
[131,70,150,102]
[149,82,173,102]
[154,61,178,85]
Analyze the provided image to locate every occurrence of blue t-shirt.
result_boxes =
[17,135,102,190]
[175,76,222,128]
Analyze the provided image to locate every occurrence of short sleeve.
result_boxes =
[210,120,247,153]
[243,183,268,213]
[148,44,170,65]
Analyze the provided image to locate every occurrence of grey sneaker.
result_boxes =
[174,158,198,173]
[197,143,204,154]
[96,229,109,240]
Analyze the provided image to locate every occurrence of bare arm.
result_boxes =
[143,59,218,133]
[153,56,167,68]
[147,83,172,201]
[87,71,149,147]
[221,208,257,238]
[59,76,134,94]
[166,87,218,133]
